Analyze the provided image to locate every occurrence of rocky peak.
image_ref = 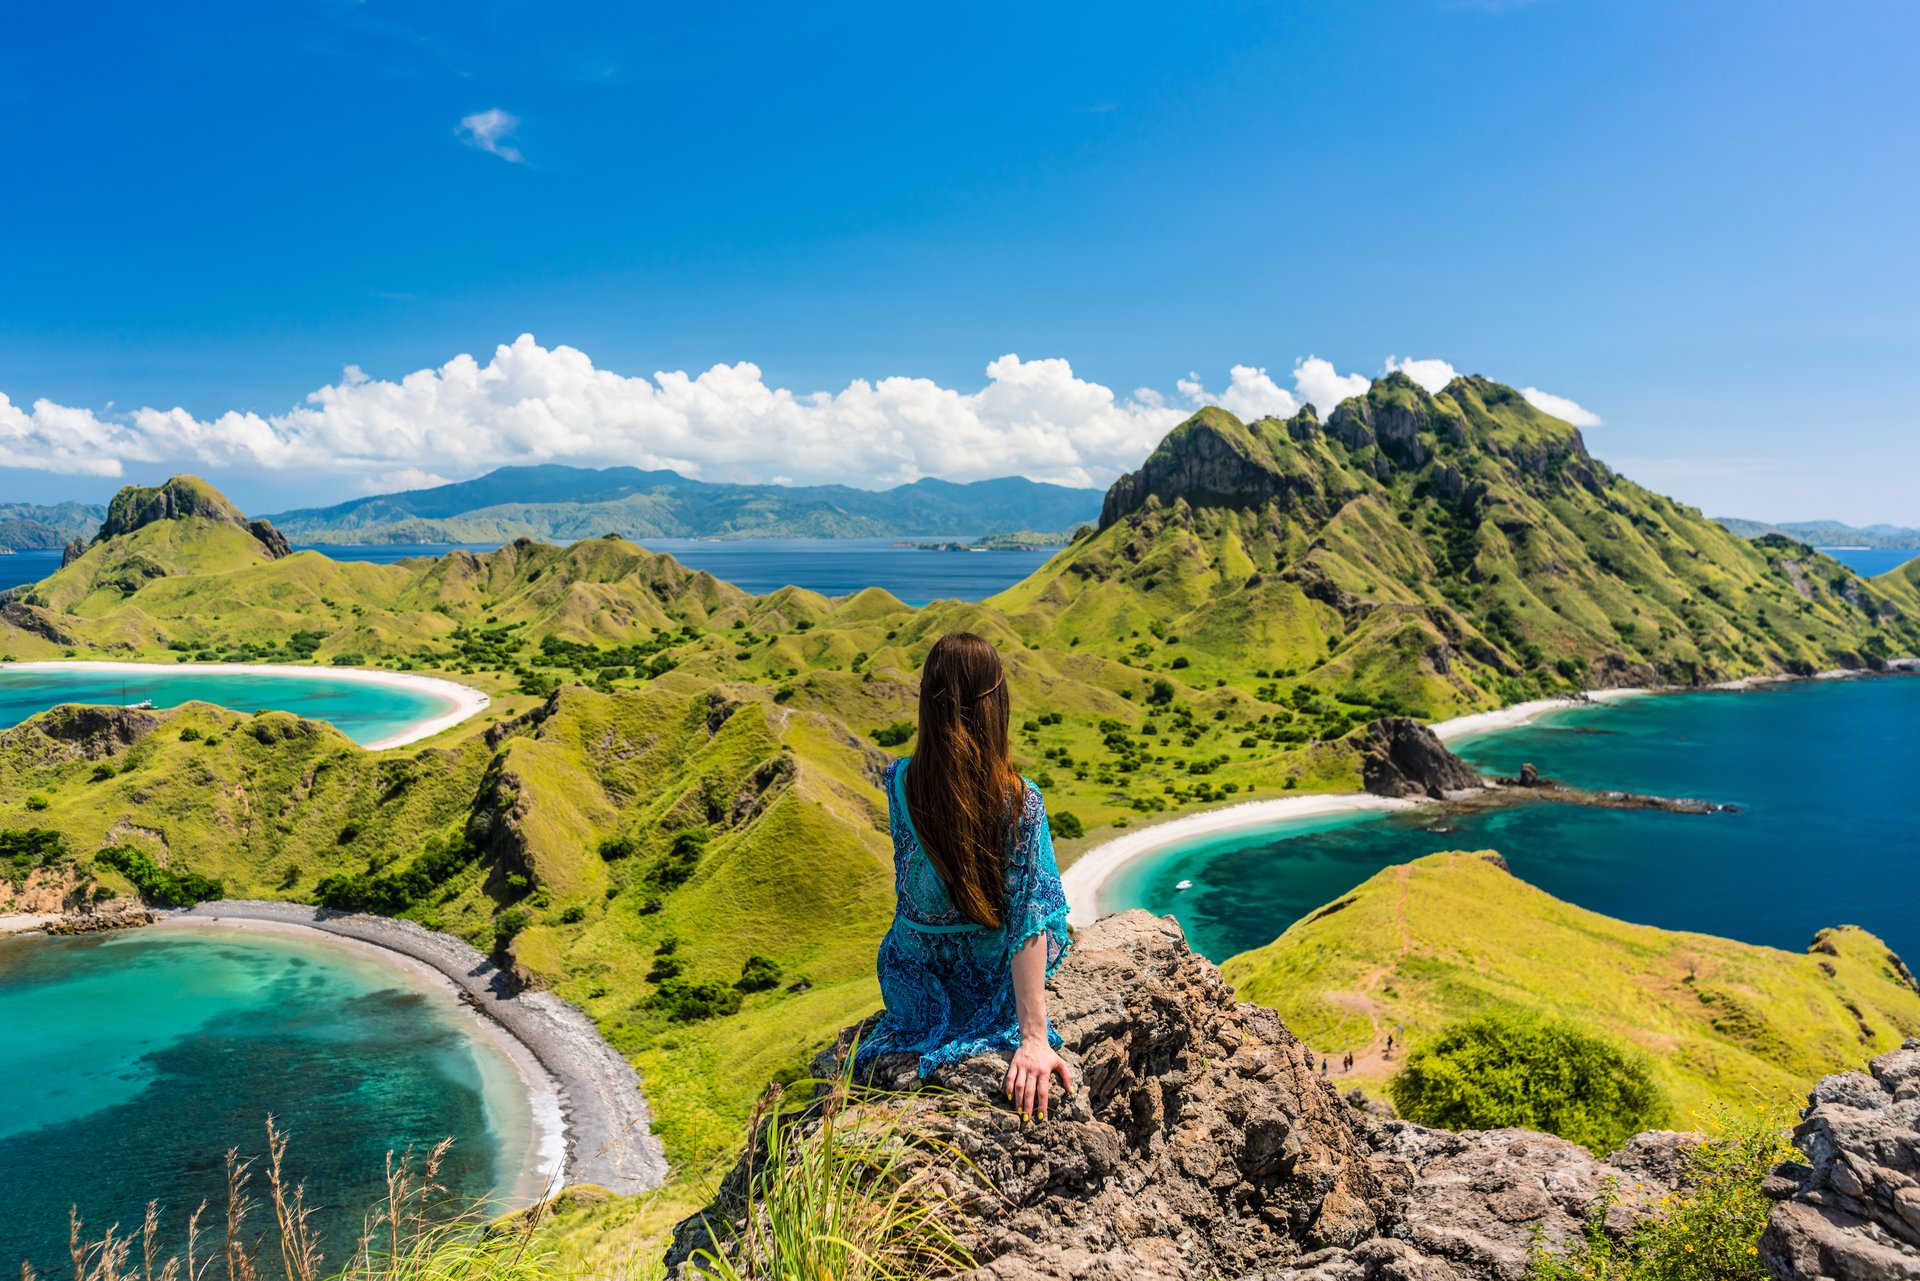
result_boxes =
[667,911,1698,1281]
[92,476,291,559]
[1098,408,1330,530]
[1357,717,1485,799]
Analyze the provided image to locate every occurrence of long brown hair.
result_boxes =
[905,632,1022,928]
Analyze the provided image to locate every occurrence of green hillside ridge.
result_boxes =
[0,501,103,551]
[1716,515,1920,552]
[264,464,1104,543]
[1221,850,1920,1121]
[2,372,1917,1191]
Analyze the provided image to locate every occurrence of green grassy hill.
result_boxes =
[1221,850,1920,1120]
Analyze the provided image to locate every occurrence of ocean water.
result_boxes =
[0,667,458,746]
[0,926,536,1275]
[0,539,1058,604]
[1820,547,1918,577]
[1104,675,1920,964]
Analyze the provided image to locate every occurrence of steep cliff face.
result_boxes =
[91,476,291,559]
[668,912,1702,1281]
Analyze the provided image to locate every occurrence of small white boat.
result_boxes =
[1174,879,1193,891]
[128,699,154,710]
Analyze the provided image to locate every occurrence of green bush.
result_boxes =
[737,954,784,992]
[869,721,916,748]
[1389,1009,1665,1152]
[1527,1108,1792,1281]
[493,907,531,950]
[651,977,744,1022]
[2,828,71,885]
[23,793,49,811]
[95,843,224,906]
[1049,811,1084,840]
[89,762,118,782]
[177,726,202,742]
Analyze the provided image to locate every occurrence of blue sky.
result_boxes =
[1,0,1914,521]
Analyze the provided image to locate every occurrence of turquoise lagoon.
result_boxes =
[0,664,474,747]
[1104,675,1920,964]
[0,925,545,1273]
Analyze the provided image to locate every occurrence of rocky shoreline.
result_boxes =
[171,900,667,1196]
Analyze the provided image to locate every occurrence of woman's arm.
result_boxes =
[1005,932,1074,1121]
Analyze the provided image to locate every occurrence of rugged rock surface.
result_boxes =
[1,703,161,761]
[1761,1038,1920,1280]
[60,536,86,568]
[1358,718,1484,799]
[91,475,291,559]
[1099,409,1337,530]
[667,911,1686,1281]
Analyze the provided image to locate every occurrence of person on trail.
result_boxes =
[853,632,1074,1125]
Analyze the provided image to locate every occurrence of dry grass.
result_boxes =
[27,1121,558,1281]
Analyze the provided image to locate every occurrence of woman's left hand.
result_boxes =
[1005,1038,1073,1121]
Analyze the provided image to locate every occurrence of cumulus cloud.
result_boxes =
[0,339,1604,491]
[0,391,142,477]
[1383,355,1459,394]
[1520,386,1602,428]
[457,109,523,163]
[1291,357,1372,415]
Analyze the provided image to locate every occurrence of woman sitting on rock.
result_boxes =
[853,631,1075,1122]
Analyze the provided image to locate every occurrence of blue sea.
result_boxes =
[0,666,460,747]
[0,926,539,1275]
[1105,675,1920,964]
[1817,547,1918,577]
[0,539,1059,604]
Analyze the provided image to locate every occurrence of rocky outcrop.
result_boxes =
[91,476,291,559]
[667,912,1687,1281]
[1761,1039,1920,1281]
[1099,411,1332,531]
[60,536,86,568]
[2,703,161,760]
[0,598,76,645]
[1358,718,1484,799]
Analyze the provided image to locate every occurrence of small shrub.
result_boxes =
[737,954,784,992]
[558,904,587,924]
[1049,811,1084,841]
[1390,1009,1666,1152]
[493,907,531,950]
[23,793,49,811]
[870,721,916,748]
[178,726,203,742]
[89,762,118,783]
[651,977,743,1022]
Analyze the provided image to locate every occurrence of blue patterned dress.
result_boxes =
[854,757,1072,1077]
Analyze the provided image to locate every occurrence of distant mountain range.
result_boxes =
[0,501,106,551]
[260,464,1102,544]
[1714,516,1920,548]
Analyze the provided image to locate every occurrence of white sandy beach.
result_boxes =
[0,660,490,749]
[1062,688,1653,928]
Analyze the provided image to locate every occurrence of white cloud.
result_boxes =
[0,340,1601,492]
[360,467,454,494]
[1383,355,1459,394]
[1520,386,1603,428]
[4,337,1189,490]
[457,109,523,164]
[1291,356,1371,415]
[0,392,139,476]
